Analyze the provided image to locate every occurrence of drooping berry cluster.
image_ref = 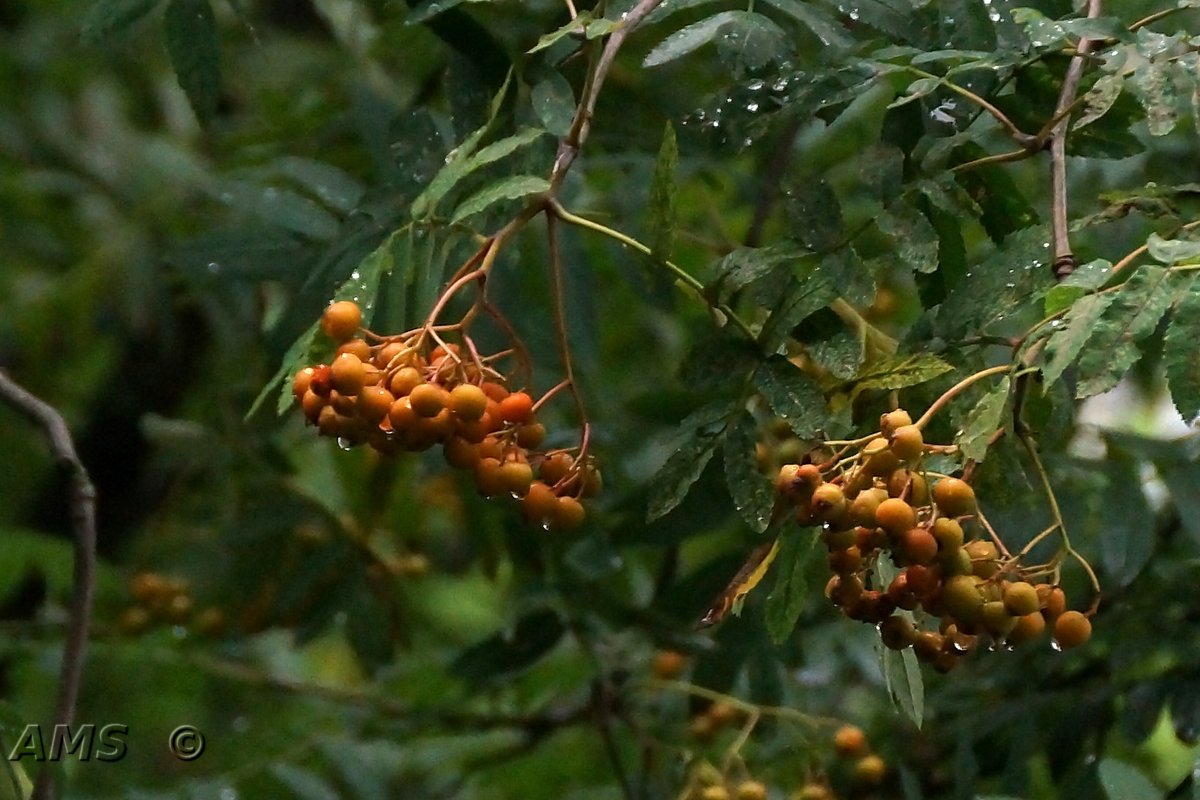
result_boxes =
[292,301,599,529]
[777,409,1092,672]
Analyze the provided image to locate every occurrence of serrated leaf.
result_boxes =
[783,177,842,251]
[450,175,549,223]
[531,73,575,137]
[527,10,595,54]
[851,354,953,396]
[1166,287,1200,420]
[274,156,365,214]
[1099,758,1160,800]
[211,180,340,240]
[414,126,546,219]
[81,0,164,43]
[808,328,864,380]
[877,201,939,273]
[888,77,940,108]
[754,356,828,437]
[723,411,774,533]
[881,644,924,728]
[1147,232,1200,264]
[644,11,742,67]
[1044,258,1115,315]
[1076,266,1195,397]
[678,332,760,391]
[760,0,852,47]
[712,243,810,295]
[647,412,730,522]
[1074,73,1124,130]
[715,12,790,72]
[1135,61,1178,137]
[764,527,818,643]
[647,123,678,259]
[935,225,1053,339]
[956,376,1010,462]
[1041,295,1112,391]
[758,266,838,352]
[163,0,222,126]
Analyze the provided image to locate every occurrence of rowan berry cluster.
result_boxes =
[119,572,224,637]
[292,300,599,529]
[778,409,1093,672]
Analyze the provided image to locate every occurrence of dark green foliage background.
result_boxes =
[3,0,1200,798]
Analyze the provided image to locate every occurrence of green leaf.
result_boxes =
[1074,73,1124,130]
[881,642,924,729]
[274,156,365,214]
[782,177,843,251]
[1166,286,1200,420]
[712,243,810,295]
[723,411,774,533]
[1044,258,1115,315]
[451,609,566,684]
[1041,293,1115,390]
[764,526,819,644]
[888,77,940,108]
[644,11,743,68]
[850,354,953,396]
[754,356,828,438]
[1076,266,1195,398]
[647,123,678,260]
[526,10,593,54]
[956,376,1010,462]
[760,0,852,47]
[647,406,732,522]
[1135,61,1178,137]
[678,332,760,392]
[1147,232,1200,264]
[877,201,939,273]
[163,0,222,125]
[934,225,1053,340]
[407,72,519,218]
[210,180,340,241]
[530,73,575,137]
[758,267,838,353]
[81,0,164,43]
[1098,758,1160,800]
[714,12,790,72]
[407,0,494,24]
[449,175,550,223]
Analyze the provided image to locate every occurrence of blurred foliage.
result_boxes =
[3,0,1200,799]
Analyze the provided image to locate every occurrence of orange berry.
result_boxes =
[292,367,315,400]
[933,477,976,516]
[388,397,418,432]
[480,381,509,402]
[497,391,534,424]
[356,385,394,423]
[498,460,534,496]
[539,452,574,485]
[520,481,559,523]
[321,301,362,342]
[336,338,372,361]
[388,367,423,397]
[1053,610,1092,649]
[889,424,924,462]
[474,457,506,496]
[330,353,366,395]
[448,384,488,421]
[1003,581,1040,617]
[901,528,938,565]
[833,724,868,757]
[301,389,326,424]
[1037,584,1067,618]
[409,383,448,418]
[880,408,913,437]
[1007,611,1047,645]
[735,781,767,800]
[443,437,479,470]
[309,364,333,396]
[874,498,916,535]
[651,650,687,680]
[516,422,546,449]
[552,496,586,530]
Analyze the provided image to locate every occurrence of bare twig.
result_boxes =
[550,0,666,189]
[1048,0,1102,281]
[0,371,96,800]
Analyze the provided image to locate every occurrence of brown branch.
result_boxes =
[1049,0,1102,281]
[0,371,96,800]
[549,0,666,190]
